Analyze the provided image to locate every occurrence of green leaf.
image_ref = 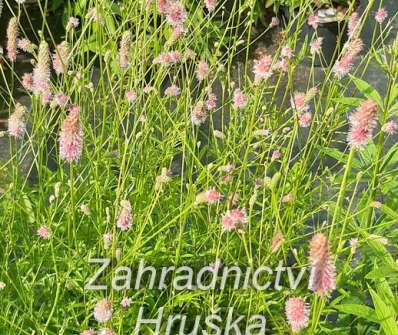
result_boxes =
[334,304,379,323]
[366,264,398,280]
[369,288,398,335]
[350,76,383,108]
[319,147,362,170]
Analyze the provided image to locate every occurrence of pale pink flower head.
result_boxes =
[53,41,70,75]
[153,51,181,66]
[17,38,36,53]
[66,16,80,31]
[347,99,378,147]
[116,199,133,231]
[308,14,319,29]
[348,12,360,38]
[126,90,137,103]
[22,72,34,91]
[59,105,84,162]
[81,330,95,335]
[291,92,308,112]
[298,112,312,128]
[37,225,51,239]
[8,103,27,139]
[7,17,19,62]
[310,37,323,54]
[375,8,388,23]
[94,298,113,323]
[205,92,217,110]
[270,16,279,27]
[272,149,281,160]
[308,233,336,296]
[52,92,69,108]
[221,209,247,231]
[281,45,293,59]
[285,297,309,333]
[120,297,132,308]
[171,25,185,41]
[165,84,180,97]
[158,0,169,14]
[204,0,216,12]
[195,189,221,204]
[232,88,247,109]
[98,329,115,335]
[276,58,289,72]
[196,60,209,81]
[382,120,397,136]
[291,87,317,112]
[191,101,208,126]
[253,54,272,83]
[165,1,187,27]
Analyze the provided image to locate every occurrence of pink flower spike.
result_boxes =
[221,209,247,231]
[253,54,273,83]
[8,103,27,139]
[204,0,216,12]
[310,37,323,54]
[308,233,336,296]
[307,14,319,29]
[195,189,221,204]
[116,200,133,231]
[165,1,187,27]
[375,8,388,23]
[126,90,137,103]
[165,84,181,97]
[81,330,95,335]
[6,17,19,62]
[347,99,378,148]
[59,105,84,162]
[298,112,312,128]
[153,51,181,66]
[232,88,247,109]
[196,60,209,81]
[281,45,293,59]
[98,329,116,335]
[94,298,113,323]
[191,101,208,126]
[52,93,69,108]
[382,120,397,136]
[272,150,281,160]
[205,92,217,110]
[37,226,51,239]
[120,297,132,308]
[157,0,169,14]
[285,297,309,333]
[270,17,279,27]
[22,73,34,91]
[348,12,360,38]
[276,58,289,72]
